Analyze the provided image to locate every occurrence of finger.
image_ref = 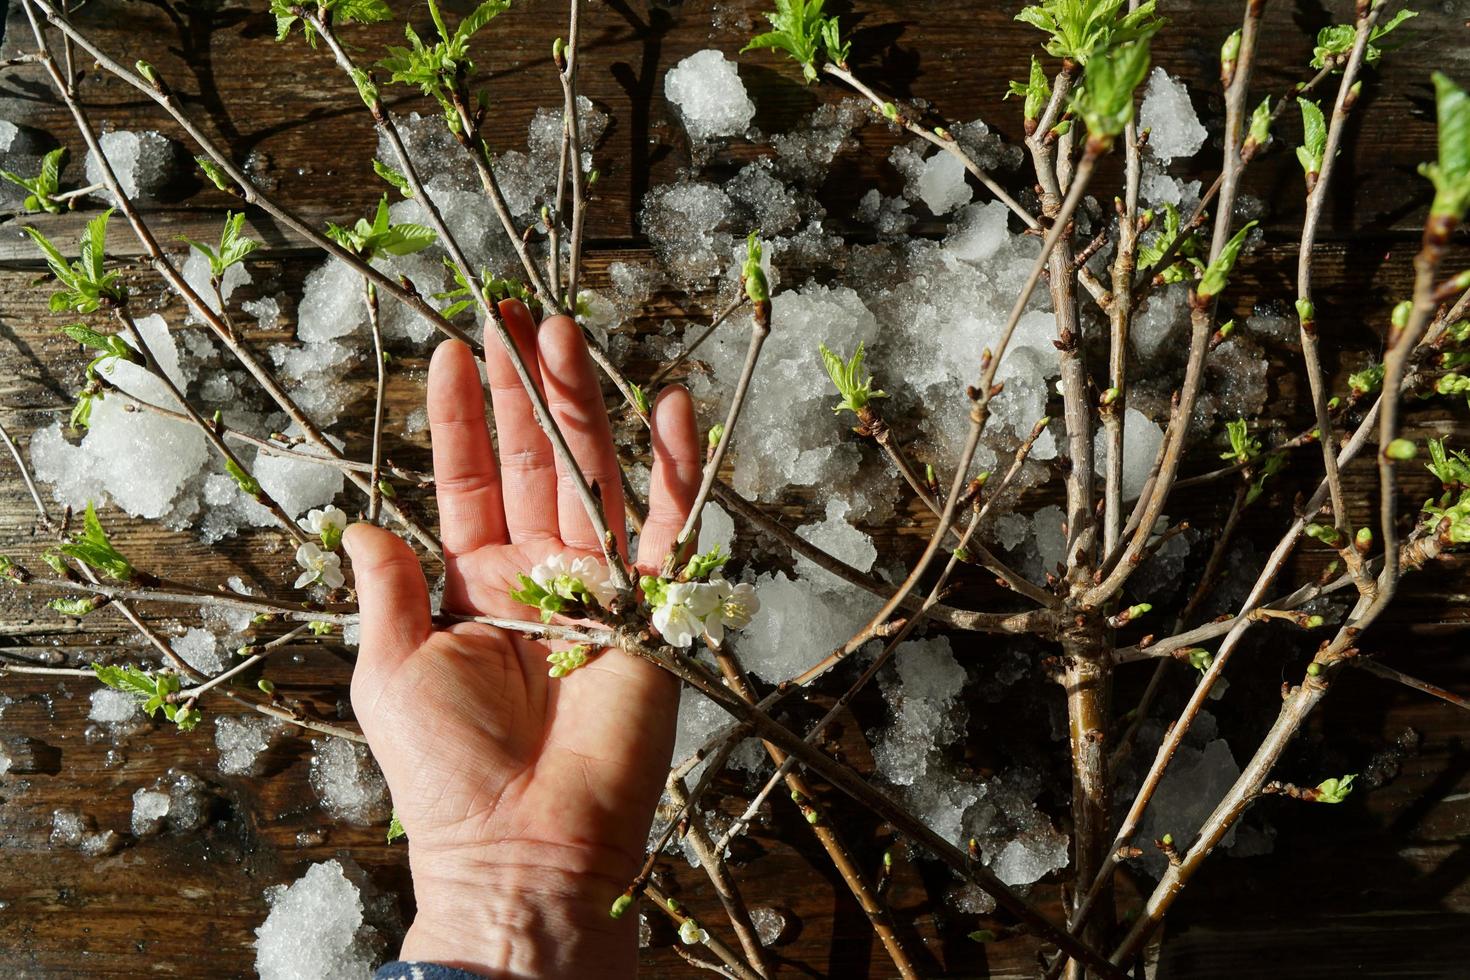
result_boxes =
[344,523,432,710]
[537,314,626,555]
[636,385,702,574]
[428,339,507,556]
[486,298,558,542]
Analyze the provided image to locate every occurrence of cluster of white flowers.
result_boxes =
[293,506,347,591]
[651,576,760,647]
[528,553,618,608]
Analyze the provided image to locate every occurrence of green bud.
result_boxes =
[257,678,275,695]
[1305,615,1325,629]
[968,929,998,943]
[934,126,952,140]
[1100,386,1121,406]
[628,383,650,417]
[1328,396,1341,410]
[1127,602,1152,619]
[609,893,633,919]
[1186,647,1214,672]
[1307,662,1322,677]
[707,424,724,451]
[882,848,893,869]
[1391,300,1413,330]
[1385,439,1418,461]
[587,169,600,186]
[1355,527,1373,549]
[741,232,769,305]
[1248,96,1273,148]
[804,808,820,825]
[1314,773,1355,803]
[552,37,566,63]
[1220,30,1241,72]
[881,101,899,121]
[665,897,681,913]
[135,60,159,86]
[1295,299,1315,323]
[1161,833,1174,846]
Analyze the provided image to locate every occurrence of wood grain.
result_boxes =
[1,1,1469,977]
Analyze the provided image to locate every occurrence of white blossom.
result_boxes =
[294,542,345,590]
[528,552,618,608]
[651,581,719,647]
[299,505,348,548]
[701,577,760,645]
[677,918,710,945]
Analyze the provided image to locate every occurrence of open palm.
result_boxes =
[344,300,701,977]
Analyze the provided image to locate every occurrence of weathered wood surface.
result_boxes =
[0,1,1468,977]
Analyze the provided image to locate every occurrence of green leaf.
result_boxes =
[93,662,159,698]
[1419,72,1470,220]
[25,209,125,313]
[1221,417,1261,463]
[225,457,262,497]
[60,322,133,362]
[0,146,67,214]
[1196,221,1257,300]
[454,0,511,47]
[196,154,233,192]
[1015,0,1163,65]
[683,545,729,582]
[743,0,839,83]
[1073,37,1153,140]
[373,159,413,197]
[1426,438,1470,488]
[387,810,407,842]
[50,596,102,616]
[1313,774,1355,804]
[1296,98,1327,178]
[820,341,887,416]
[1006,55,1052,123]
[58,502,134,582]
[1311,10,1417,71]
[181,210,259,280]
[628,382,650,417]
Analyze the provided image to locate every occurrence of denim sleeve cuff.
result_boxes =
[374,962,490,980]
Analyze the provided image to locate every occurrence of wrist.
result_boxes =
[402,842,638,979]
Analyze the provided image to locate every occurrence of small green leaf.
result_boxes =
[820,342,887,416]
[1197,221,1257,300]
[387,809,407,842]
[1313,773,1355,803]
[1419,72,1470,221]
[1296,98,1327,179]
[628,382,650,417]
[1248,96,1273,148]
[1015,0,1163,65]
[1074,37,1154,140]
[372,159,412,197]
[93,662,159,698]
[1006,55,1052,123]
[743,0,842,84]
[683,545,729,581]
[58,502,134,582]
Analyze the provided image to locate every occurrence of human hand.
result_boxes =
[343,299,701,978]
